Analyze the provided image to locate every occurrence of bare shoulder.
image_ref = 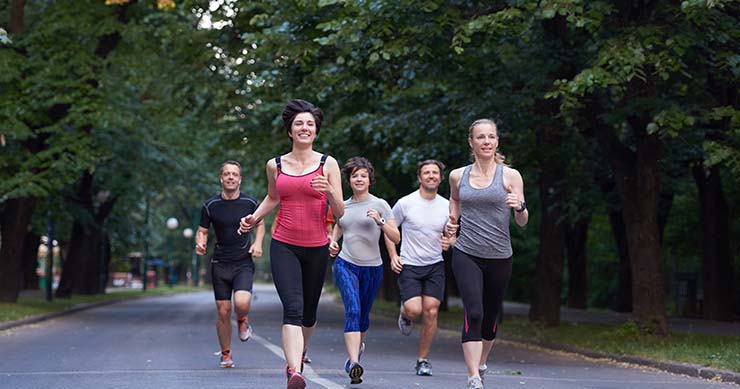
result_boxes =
[502,166,523,184]
[449,167,465,181]
[266,158,277,170]
[324,154,339,167]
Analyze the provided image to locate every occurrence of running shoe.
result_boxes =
[478,363,488,379]
[344,342,366,373]
[219,351,235,368]
[286,366,307,389]
[466,376,484,389]
[237,317,252,342]
[348,361,364,385]
[415,359,432,376]
[398,312,412,336]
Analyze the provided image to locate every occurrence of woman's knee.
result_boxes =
[466,308,484,325]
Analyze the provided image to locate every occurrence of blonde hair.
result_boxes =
[468,118,506,165]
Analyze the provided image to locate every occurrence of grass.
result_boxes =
[0,285,205,324]
[366,297,740,373]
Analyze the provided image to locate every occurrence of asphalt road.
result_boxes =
[0,284,734,389]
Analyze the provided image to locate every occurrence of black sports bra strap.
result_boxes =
[275,156,282,172]
[319,154,328,166]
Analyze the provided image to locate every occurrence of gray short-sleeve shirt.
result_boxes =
[337,194,394,266]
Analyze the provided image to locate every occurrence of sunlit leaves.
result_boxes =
[104,0,176,10]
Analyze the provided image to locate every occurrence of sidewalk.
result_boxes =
[495,301,740,337]
[444,298,740,384]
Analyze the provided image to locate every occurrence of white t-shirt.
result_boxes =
[392,189,449,267]
[337,194,394,267]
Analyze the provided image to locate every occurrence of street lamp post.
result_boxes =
[166,217,178,287]
[182,227,197,286]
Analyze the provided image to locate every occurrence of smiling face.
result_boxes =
[288,112,317,145]
[418,163,441,193]
[468,121,499,160]
[349,168,370,195]
[220,163,242,191]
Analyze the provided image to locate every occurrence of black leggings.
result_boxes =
[270,239,329,327]
[451,248,512,343]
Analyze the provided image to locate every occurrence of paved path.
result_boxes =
[0,284,734,388]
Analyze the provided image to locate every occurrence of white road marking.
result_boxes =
[251,333,343,389]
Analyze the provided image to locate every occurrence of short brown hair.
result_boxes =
[220,160,242,175]
[282,99,324,138]
[417,159,445,177]
[342,156,376,185]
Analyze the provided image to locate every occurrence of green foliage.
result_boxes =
[1,0,737,313]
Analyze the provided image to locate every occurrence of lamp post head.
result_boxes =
[183,228,194,239]
[166,217,179,230]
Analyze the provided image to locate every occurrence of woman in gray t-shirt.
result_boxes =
[445,119,529,389]
[329,156,400,385]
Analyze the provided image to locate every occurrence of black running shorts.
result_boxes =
[211,260,255,301]
[397,261,445,303]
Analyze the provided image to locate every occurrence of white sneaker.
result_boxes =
[478,364,488,379]
[237,317,252,342]
[466,376,483,389]
[219,351,235,368]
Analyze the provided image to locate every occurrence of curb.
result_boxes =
[0,299,122,332]
[0,289,210,333]
[498,335,740,385]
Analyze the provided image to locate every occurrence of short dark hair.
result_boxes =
[417,159,445,177]
[220,160,242,175]
[282,99,324,138]
[342,156,376,185]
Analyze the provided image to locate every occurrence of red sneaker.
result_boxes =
[219,351,234,368]
[286,366,306,389]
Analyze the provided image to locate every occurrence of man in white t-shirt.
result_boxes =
[386,159,453,377]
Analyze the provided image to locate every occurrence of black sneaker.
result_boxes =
[415,359,432,376]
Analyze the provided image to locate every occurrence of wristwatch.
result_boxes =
[516,201,527,213]
[377,217,386,226]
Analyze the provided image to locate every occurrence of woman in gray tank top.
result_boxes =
[445,118,529,389]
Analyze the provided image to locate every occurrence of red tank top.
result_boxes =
[272,154,329,247]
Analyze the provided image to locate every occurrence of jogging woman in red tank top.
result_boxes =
[239,99,343,389]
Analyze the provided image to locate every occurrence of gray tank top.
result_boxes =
[455,164,513,259]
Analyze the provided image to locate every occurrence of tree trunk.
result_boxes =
[528,15,577,326]
[56,220,105,297]
[611,126,667,334]
[565,217,589,309]
[693,164,734,321]
[608,210,633,312]
[22,231,41,290]
[9,0,25,35]
[56,171,117,297]
[529,124,567,326]
[586,98,668,335]
[0,197,38,302]
[595,169,633,313]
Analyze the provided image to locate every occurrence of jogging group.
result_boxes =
[195,99,529,389]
